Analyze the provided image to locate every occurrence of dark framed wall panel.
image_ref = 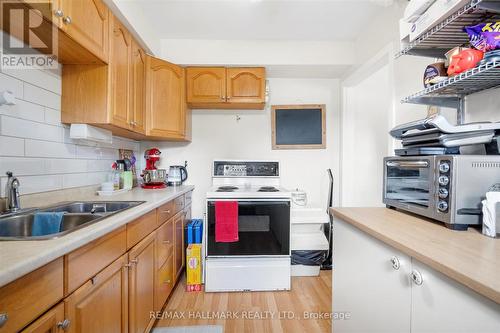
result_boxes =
[271,104,326,149]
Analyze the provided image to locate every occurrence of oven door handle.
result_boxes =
[386,161,430,168]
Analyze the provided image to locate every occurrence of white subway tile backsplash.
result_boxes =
[23,83,61,110]
[86,159,113,172]
[0,46,140,197]
[44,107,61,125]
[0,174,63,196]
[76,145,118,160]
[62,172,108,189]
[1,68,61,95]
[25,140,76,158]
[0,116,63,142]
[0,136,24,156]
[0,99,45,122]
[0,73,23,99]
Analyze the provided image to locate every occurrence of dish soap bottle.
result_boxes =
[111,162,121,190]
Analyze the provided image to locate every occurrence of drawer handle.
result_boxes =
[57,319,71,330]
[91,276,98,285]
[162,210,171,214]
[163,279,171,284]
[0,313,8,328]
[411,270,423,286]
[163,240,171,244]
[390,256,400,270]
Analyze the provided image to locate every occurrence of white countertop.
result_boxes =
[0,185,195,288]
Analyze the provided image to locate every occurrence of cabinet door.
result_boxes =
[21,303,66,333]
[58,0,109,62]
[186,67,226,103]
[110,15,132,130]
[131,40,146,134]
[129,233,156,333]
[174,212,185,281]
[411,259,500,333]
[226,68,265,104]
[65,254,128,333]
[333,218,411,333]
[146,56,186,139]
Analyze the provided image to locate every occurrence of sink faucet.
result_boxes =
[5,171,21,213]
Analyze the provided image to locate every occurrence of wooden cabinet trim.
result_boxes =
[126,209,157,250]
[64,253,129,333]
[0,258,64,333]
[65,226,126,295]
[20,302,65,333]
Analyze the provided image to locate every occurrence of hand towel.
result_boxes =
[32,212,64,236]
[215,201,238,243]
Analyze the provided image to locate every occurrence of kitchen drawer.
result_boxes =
[173,195,185,214]
[65,226,126,294]
[184,191,193,207]
[157,200,175,225]
[156,218,174,268]
[0,258,64,333]
[20,302,64,333]
[155,254,174,311]
[127,209,157,249]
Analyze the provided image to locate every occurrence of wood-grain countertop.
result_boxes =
[330,207,500,304]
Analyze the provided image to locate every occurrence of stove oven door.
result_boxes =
[206,200,291,257]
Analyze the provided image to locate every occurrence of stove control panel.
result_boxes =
[214,161,279,177]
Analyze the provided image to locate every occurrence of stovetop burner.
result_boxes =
[258,186,279,192]
[216,186,239,192]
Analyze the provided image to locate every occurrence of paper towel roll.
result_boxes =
[482,192,500,238]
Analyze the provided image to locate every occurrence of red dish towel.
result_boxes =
[215,201,239,242]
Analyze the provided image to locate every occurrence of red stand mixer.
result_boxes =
[141,148,167,189]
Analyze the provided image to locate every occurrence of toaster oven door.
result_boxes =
[384,158,434,212]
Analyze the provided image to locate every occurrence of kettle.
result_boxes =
[167,165,188,186]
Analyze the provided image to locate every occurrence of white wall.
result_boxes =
[0,35,140,198]
[142,78,341,218]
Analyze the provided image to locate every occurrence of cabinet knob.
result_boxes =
[57,319,71,330]
[54,9,64,17]
[390,256,400,270]
[0,313,8,328]
[410,269,423,286]
[63,16,72,24]
[162,210,171,214]
[163,240,171,244]
[164,279,171,284]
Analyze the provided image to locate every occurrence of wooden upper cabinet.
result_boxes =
[131,40,146,134]
[65,254,129,333]
[128,233,156,333]
[186,67,226,103]
[146,55,190,141]
[227,68,266,104]
[186,67,266,109]
[58,0,109,62]
[109,15,132,130]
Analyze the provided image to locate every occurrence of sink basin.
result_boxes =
[0,201,144,240]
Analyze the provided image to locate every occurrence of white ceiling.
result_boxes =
[128,0,390,41]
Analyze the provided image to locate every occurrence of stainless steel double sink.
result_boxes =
[0,201,144,240]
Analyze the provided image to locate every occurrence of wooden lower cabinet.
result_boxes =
[21,303,66,333]
[155,254,174,311]
[64,254,129,333]
[173,212,185,282]
[129,233,156,333]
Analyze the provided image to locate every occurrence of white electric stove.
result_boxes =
[204,160,292,292]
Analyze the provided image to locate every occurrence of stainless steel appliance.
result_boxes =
[205,160,292,292]
[167,165,188,186]
[383,155,500,230]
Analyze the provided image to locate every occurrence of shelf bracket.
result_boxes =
[404,96,462,109]
[457,96,466,125]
